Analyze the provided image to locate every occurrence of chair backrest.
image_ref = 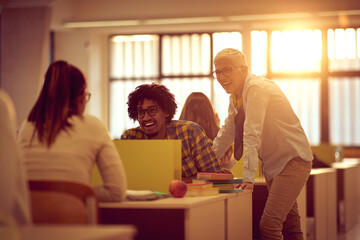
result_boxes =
[28,180,99,224]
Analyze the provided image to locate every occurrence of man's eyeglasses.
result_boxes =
[137,105,159,119]
[212,67,233,79]
[212,66,244,79]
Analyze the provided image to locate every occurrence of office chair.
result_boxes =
[28,180,99,224]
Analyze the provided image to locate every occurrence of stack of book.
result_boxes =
[195,172,243,193]
[185,182,219,197]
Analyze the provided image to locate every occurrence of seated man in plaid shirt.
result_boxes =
[121,83,231,180]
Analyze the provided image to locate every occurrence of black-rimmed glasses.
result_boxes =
[212,66,245,79]
[212,67,233,79]
[137,105,159,119]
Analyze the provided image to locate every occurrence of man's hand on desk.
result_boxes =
[221,168,233,175]
[235,181,254,191]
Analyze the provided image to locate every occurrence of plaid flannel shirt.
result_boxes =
[121,120,222,177]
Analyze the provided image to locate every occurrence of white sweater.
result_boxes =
[0,90,32,225]
[18,115,127,202]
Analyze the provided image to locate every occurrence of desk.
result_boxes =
[225,191,252,240]
[100,195,226,240]
[306,168,337,240]
[100,192,252,240]
[253,179,307,240]
[342,158,360,215]
[332,161,359,232]
[0,225,137,240]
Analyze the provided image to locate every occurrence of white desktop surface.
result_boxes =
[0,225,137,240]
[100,194,228,209]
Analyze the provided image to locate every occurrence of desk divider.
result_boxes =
[91,140,182,194]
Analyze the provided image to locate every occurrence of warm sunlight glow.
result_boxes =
[345,29,356,59]
[328,29,335,60]
[329,28,357,59]
[328,28,360,71]
[358,29,360,58]
[112,35,155,43]
[213,32,242,60]
[271,29,322,73]
[251,30,268,76]
[335,29,346,60]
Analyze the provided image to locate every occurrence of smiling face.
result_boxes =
[137,98,169,139]
[214,55,248,96]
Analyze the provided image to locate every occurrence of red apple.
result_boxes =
[169,180,187,198]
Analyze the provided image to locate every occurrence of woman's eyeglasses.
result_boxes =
[137,105,159,119]
[85,92,91,102]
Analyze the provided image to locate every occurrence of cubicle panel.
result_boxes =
[114,140,182,194]
[307,168,337,240]
[311,144,339,165]
[91,140,182,194]
[185,200,225,240]
[226,192,252,240]
[314,173,327,240]
[333,162,359,233]
[326,170,337,240]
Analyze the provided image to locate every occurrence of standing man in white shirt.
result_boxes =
[212,48,313,240]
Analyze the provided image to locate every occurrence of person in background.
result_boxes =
[212,48,313,239]
[179,92,234,169]
[0,89,32,226]
[18,61,127,202]
[121,83,231,181]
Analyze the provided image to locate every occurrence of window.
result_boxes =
[109,32,242,139]
[109,27,360,146]
[328,28,360,145]
[267,29,322,144]
[271,30,322,73]
[109,35,158,138]
[274,78,321,144]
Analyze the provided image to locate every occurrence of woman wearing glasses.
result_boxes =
[18,61,127,202]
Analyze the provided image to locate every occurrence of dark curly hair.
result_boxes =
[127,83,177,123]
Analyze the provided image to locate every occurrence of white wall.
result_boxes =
[1,7,51,128]
[53,30,109,127]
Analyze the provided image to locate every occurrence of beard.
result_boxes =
[145,131,158,139]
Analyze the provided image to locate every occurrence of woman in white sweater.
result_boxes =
[0,90,32,225]
[18,61,127,202]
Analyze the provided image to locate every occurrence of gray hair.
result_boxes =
[214,48,247,66]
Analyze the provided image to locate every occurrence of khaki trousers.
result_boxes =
[260,157,312,240]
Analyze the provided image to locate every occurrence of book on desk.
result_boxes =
[197,172,234,180]
[186,182,213,190]
[191,172,244,194]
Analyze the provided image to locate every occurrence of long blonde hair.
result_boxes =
[179,92,220,140]
[28,61,86,147]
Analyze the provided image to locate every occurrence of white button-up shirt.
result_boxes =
[213,72,313,183]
